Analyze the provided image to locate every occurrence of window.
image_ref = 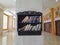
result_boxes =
[3,14,9,30]
[56,0,58,2]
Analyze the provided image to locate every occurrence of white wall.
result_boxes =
[16,0,43,12]
[0,9,3,33]
[9,16,13,31]
[16,0,44,45]
[0,9,3,45]
[42,0,60,11]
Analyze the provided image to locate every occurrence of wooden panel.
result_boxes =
[44,22,51,33]
[56,20,60,36]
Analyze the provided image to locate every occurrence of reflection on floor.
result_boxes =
[44,32,60,45]
[0,34,2,45]
[2,31,15,45]
[0,31,60,45]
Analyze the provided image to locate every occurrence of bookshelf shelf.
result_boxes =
[19,22,42,25]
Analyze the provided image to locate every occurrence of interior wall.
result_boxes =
[9,16,16,32]
[43,5,60,35]
[0,9,3,33]
[2,15,13,32]
[9,16,13,31]
[0,8,3,45]
[16,0,43,12]
[43,4,60,22]
[42,0,60,11]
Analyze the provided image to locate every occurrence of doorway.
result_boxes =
[55,20,60,36]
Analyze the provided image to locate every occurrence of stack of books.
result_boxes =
[19,24,41,31]
[22,16,41,23]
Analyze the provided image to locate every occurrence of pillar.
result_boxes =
[50,8,56,35]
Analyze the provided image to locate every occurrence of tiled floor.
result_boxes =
[0,31,60,45]
[2,31,15,45]
[44,32,60,45]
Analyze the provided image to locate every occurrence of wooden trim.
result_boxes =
[3,13,9,30]
[43,20,51,23]
[43,17,60,23]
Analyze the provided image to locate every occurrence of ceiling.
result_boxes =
[0,0,16,15]
[16,0,60,13]
[0,0,60,15]
[0,0,16,8]
[42,0,60,13]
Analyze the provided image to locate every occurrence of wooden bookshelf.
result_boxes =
[17,11,42,35]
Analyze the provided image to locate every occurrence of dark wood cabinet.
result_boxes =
[55,20,60,36]
[44,22,51,33]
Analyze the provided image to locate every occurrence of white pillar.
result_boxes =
[16,0,44,45]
